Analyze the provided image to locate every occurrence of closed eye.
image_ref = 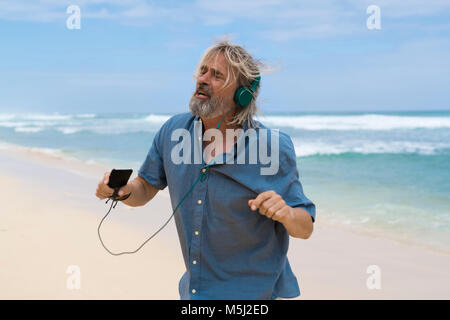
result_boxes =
[199,65,225,80]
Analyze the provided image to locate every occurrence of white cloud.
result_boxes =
[363,0,450,18]
[0,0,449,38]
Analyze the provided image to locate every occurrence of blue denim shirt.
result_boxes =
[138,112,316,300]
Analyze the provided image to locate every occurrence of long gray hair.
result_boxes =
[193,40,273,128]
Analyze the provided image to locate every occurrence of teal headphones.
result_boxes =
[234,75,261,107]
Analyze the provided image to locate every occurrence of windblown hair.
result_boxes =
[193,40,274,128]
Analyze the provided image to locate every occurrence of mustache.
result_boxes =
[195,83,213,97]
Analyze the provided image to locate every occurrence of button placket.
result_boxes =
[189,167,208,297]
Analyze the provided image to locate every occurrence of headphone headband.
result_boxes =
[250,76,261,92]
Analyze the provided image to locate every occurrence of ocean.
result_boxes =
[1,110,449,252]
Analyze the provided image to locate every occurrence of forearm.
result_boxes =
[281,207,314,239]
[121,177,156,207]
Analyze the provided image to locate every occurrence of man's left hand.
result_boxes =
[248,190,292,223]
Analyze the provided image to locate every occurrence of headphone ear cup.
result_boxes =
[234,87,253,107]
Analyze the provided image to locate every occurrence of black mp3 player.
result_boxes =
[107,169,133,190]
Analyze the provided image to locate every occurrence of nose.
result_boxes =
[197,68,212,84]
[197,77,212,95]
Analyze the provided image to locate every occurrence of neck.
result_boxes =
[201,106,239,133]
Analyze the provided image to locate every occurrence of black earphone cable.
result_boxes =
[98,168,209,256]
[97,103,238,256]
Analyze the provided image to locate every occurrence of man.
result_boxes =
[95,41,316,300]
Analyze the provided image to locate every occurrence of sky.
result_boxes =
[0,0,449,114]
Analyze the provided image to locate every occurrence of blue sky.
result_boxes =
[0,0,449,114]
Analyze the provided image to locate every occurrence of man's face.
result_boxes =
[189,53,237,119]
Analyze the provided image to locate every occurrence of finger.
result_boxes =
[251,190,274,210]
[96,187,113,200]
[258,197,272,215]
[272,206,291,222]
[98,173,112,192]
[259,194,282,215]
[248,199,258,209]
[96,189,105,200]
[265,201,285,219]
[102,183,114,195]
[97,189,113,199]
[97,180,114,198]
[103,171,110,185]
[118,184,132,196]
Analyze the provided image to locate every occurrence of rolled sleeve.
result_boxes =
[278,134,316,222]
[138,127,167,190]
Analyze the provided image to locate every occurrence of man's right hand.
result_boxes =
[95,171,132,200]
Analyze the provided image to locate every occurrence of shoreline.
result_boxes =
[1,141,450,299]
[2,139,448,255]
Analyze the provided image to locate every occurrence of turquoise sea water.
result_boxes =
[1,110,449,252]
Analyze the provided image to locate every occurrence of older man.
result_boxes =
[96,41,316,300]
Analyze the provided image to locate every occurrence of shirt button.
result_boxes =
[192,289,196,294]
[197,199,202,205]
[195,231,199,236]
[193,260,197,265]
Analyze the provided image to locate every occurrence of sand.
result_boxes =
[0,144,449,299]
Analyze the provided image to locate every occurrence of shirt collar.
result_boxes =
[193,113,251,166]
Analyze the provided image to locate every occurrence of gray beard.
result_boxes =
[189,94,232,119]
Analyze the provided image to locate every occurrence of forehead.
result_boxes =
[202,52,228,75]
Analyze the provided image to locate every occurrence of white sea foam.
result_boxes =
[0,114,16,121]
[29,147,63,156]
[57,127,82,134]
[20,113,72,121]
[144,114,171,123]
[3,113,450,132]
[257,114,450,131]
[14,127,43,133]
[1,142,79,162]
[2,113,449,135]
[0,121,29,128]
[76,113,96,118]
[292,139,450,157]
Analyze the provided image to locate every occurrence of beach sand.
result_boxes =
[1,145,449,299]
